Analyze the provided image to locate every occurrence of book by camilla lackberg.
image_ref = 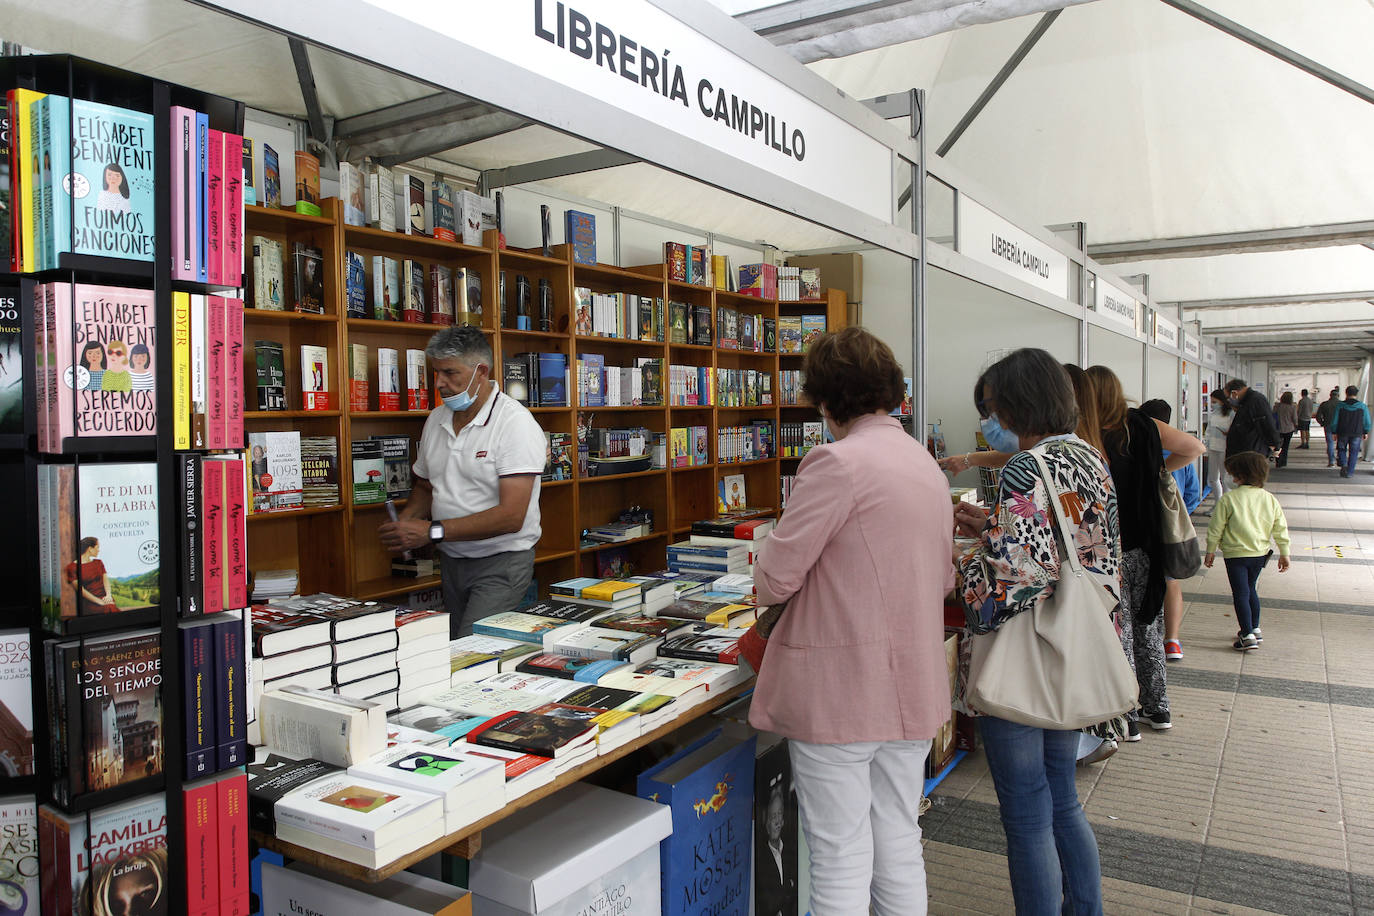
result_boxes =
[41,794,169,916]
[41,461,159,632]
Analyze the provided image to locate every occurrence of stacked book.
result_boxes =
[667,540,750,577]
[250,568,298,602]
[395,609,451,708]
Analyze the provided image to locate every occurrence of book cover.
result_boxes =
[249,606,332,656]
[466,710,597,758]
[48,283,157,445]
[0,286,18,436]
[351,439,387,505]
[208,129,224,284]
[376,348,400,411]
[544,431,573,481]
[514,653,622,682]
[339,160,365,226]
[224,457,249,609]
[0,632,31,779]
[80,629,163,793]
[637,730,756,916]
[405,174,425,235]
[657,628,742,665]
[244,752,341,833]
[251,235,284,310]
[263,143,281,208]
[292,244,324,314]
[294,150,321,217]
[0,796,36,915]
[458,190,496,246]
[224,132,244,286]
[502,357,530,406]
[459,268,483,328]
[372,163,396,231]
[405,349,428,410]
[345,251,367,319]
[564,209,596,265]
[374,435,413,499]
[206,295,227,449]
[242,136,256,207]
[372,256,401,321]
[593,612,687,639]
[664,242,687,282]
[430,179,456,242]
[51,97,156,263]
[401,260,425,323]
[537,352,566,406]
[213,615,248,769]
[248,431,303,512]
[801,315,827,351]
[254,339,286,411]
[225,297,244,447]
[183,776,217,913]
[216,771,250,914]
[345,742,503,835]
[50,794,169,916]
[170,106,198,281]
[471,612,571,646]
[196,112,209,281]
[301,435,341,508]
[202,457,224,616]
[428,264,454,326]
[300,344,329,410]
[552,627,660,664]
[348,342,369,412]
[180,619,217,779]
[778,316,802,354]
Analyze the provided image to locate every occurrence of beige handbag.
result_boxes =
[966,448,1138,730]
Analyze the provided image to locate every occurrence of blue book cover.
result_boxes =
[667,541,743,558]
[574,659,629,683]
[549,576,603,598]
[345,250,367,318]
[564,209,596,265]
[53,97,157,262]
[196,111,209,281]
[538,352,567,406]
[637,728,755,916]
[579,353,604,407]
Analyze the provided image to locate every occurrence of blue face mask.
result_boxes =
[980,414,1021,453]
[440,369,483,412]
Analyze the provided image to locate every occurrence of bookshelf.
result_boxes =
[241,202,847,601]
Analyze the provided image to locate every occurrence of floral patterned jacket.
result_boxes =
[958,435,1121,635]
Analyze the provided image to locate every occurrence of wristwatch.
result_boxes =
[429,521,444,544]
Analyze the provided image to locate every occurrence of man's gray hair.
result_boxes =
[426,325,492,366]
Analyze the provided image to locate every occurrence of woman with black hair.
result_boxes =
[98,161,132,213]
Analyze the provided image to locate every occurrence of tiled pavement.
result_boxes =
[922,439,1374,915]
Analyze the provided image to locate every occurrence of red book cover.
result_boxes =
[182,777,218,914]
[202,457,224,615]
[225,296,244,448]
[224,132,244,286]
[664,242,687,282]
[217,771,250,915]
[225,457,248,609]
[207,128,224,285]
[206,295,226,449]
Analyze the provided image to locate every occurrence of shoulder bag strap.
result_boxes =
[1025,447,1086,577]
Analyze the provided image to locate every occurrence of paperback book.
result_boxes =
[41,794,169,916]
[249,431,304,512]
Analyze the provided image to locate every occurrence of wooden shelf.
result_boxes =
[497,247,567,267]
[578,404,665,412]
[244,409,341,419]
[540,479,574,488]
[346,317,459,335]
[716,404,775,412]
[534,548,577,562]
[668,462,714,472]
[344,224,491,260]
[249,682,753,883]
[245,203,336,232]
[718,457,777,468]
[354,574,441,601]
[247,505,344,523]
[349,410,431,419]
[244,308,338,324]
[716,290,775,305]
[578,468,666,483]
[574,335,666,348]
[499,328,568,343]
[667,342,715,352]
[574,261,664,284]
[528,406,572,414]
[578,531,669,553]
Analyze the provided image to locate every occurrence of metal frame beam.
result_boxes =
[1176,291,1374,311]
[481,149,642,190]
[287,37,328,142]
[1159,0,1374,107]
[335,93,503,145]
[937,10,1060,157]
[862,93,915,121]
[1089,219,1374,262]
[371,114,528,168]
[740,0,911,35]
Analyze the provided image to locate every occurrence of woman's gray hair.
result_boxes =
[425,325,492,366]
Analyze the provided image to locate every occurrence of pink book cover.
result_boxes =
[225,296,244,448]
[50,283,158,447]
[216,772,249,915]
[224,132,244,286]
[224,457,248,609]
[206,295,226,449]
[182,778,218,913]
[207,128,224,286]
[171,105,198,281]
[35,283,50,452]
[202,457,224,615]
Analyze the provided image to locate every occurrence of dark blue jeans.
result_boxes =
[1337,435,1363,475]
[978,716,1104,915]
[1224,555,1267,635]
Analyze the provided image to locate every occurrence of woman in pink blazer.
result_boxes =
[749,327,956,916]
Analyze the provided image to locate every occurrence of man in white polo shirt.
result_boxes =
[379,326,546,636]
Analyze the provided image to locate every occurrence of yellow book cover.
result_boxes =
[670,427,689,464]
[10,89,45,273]
[581,580,638,602]
[173,291,191,449]
[712,255,728,290]
[705,604,756,627]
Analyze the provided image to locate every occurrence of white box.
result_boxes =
[470,783,671,915]
[261,861,471,915]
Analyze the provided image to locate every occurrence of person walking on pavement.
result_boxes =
[1224,379,1281,460]
[1316,388,1343,468]
[1333,386,1372,478]
[1297,389,1316,449]
[1273,392,1298,468]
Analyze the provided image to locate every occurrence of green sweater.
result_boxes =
[1206,486,1290,558]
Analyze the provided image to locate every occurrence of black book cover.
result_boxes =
[470,710,593,756]
[498,270,509,327]
[0,283,19,434]
[538,278,552,332]
[540,204,552,257]
[180,620,216,780]
[245,753,340,832]
[764,317,777,353]
[692,304,712,345]
[292,243,325,313]
[514,653,603,680]
[558,684,640,711]
[178,454,204,617]
[503,357,531,406]
[78,630,163,799]
[754,736,800,916]
[516,274,532,327]
[214,615,247,769]
[523,352,540,406]
[519,600,604,622]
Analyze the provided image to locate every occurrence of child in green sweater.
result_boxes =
[1204,452,1291,651]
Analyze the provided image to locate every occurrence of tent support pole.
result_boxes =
[288,37,329,143]
[912,87,927,443]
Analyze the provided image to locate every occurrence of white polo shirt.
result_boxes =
[413,383,546,558]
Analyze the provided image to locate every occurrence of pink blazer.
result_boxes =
[748,414,956,744]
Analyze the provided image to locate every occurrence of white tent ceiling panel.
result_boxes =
[1110,247,1374,303]
[435,127,602,173]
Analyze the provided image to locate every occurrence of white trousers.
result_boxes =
[1206,448,1228,500]
[789,738,933,916]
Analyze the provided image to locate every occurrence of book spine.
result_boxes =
[51,808,72,916]
[173,291,192,449]
[226,296,244,448]
[49,282,73,447]
[183,778,218,913]
[171,106,194,279]
[179,454,204,617]
[197,112,209,283]
[191,294,207,448]
[217,771,250,915]
[225,132,244,286]
[225,457,248,609]
[47,97,69,265]
[62,643,83,804]
[214,614,247,768]
[182,623,215,778]
[202,457,224,615]
[206,295,226,449]
[207,128,224,285]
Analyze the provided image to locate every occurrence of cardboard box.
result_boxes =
[470,783,671,915]
[260,861,471,916]
[788,253,862,303]
[925,631,960,778]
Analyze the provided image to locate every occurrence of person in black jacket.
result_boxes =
[1223,379,1281,459]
